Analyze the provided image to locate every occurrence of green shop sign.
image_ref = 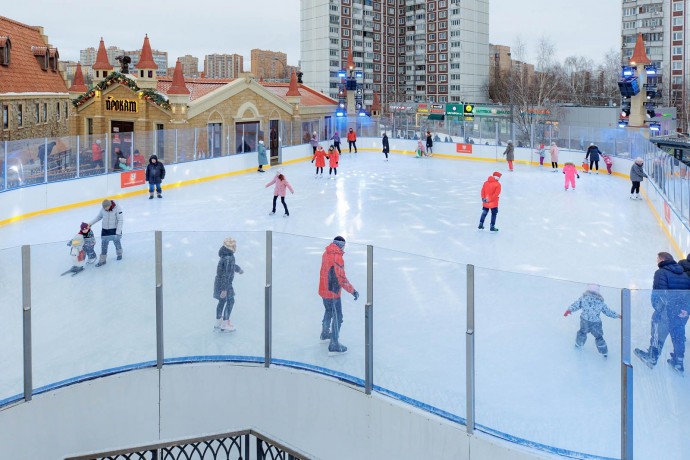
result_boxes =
[473,106,511,117]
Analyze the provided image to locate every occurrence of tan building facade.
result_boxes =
[251,49,289,82]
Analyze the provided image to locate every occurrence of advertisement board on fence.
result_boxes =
[120,170,146,188]
[456,143,473,154]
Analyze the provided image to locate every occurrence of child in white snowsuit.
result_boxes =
[66,234,86,274]
[564,284,620,357]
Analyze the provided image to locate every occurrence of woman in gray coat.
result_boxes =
[630,157,648,200]
[257,140,268,173]
[503,140,514,171]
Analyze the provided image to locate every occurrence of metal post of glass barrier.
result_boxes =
[265,230,273,368]
[175,129,178,164]
[43,137,48,183]
[22,245,32,402]
[621,288,633,460]
[466,264,475,434]
[155,231,164,369]
[3,140,7,190]
[365,244,374,395]
[76,135,80,178]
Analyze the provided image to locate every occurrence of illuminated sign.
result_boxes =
[106,96,138,113]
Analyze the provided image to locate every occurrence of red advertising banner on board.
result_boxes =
[120,170,146,188]
[456,143,473,154]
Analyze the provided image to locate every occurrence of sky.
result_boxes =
[1,0,621,68]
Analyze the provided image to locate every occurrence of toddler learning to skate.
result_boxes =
[562,162,580,191]
[564,284,620,357]
[603,154,613,175]
[64,234,86,275]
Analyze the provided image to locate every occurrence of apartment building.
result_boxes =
[204,54,244,78]
[251,49,290,81]
[621,0,687,126]
[178,54,200,77]
[300,0,489,110]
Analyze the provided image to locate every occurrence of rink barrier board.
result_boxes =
[0,355,616,460]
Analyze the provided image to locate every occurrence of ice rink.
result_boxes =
[0,151,687,459]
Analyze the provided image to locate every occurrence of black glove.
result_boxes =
[577,174,580,179]
[353,290,359,301]
[311,159,314,163]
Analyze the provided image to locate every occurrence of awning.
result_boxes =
[427,114,445,121]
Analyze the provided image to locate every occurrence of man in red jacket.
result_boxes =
[319,236,359,355]
[478,171,502,232]
[346,128,358,153]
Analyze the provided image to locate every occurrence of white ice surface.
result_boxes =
[0,153,687,459]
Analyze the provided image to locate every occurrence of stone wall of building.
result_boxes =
[0,96,71,142]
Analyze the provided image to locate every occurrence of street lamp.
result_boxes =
[507,52,515,143]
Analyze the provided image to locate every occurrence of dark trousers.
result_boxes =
[650,308,689,359]
[84,242,97,260]
[272,195,289,214]
[631,181,641,194]
[576,318,608,355]
[322,297,344,347]
[333,141,341,154]
[101,235,122,256]
[329,167,337,175]
[216,295,235,320]
[348,140,357,153]
[589,160,599,171]
[479,206,498,228]
[551,162,558,169]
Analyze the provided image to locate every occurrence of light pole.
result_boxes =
[507,52,515,143]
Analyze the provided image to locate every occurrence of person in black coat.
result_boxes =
[585,143,602,174]
[635,252,690,373]
[382,132,390,161]
[145,155,166,199]
[213,237,244,332]
[425,131,433,154]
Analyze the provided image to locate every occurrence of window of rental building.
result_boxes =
[17,104,22,128]
[34,103,39,123]
[673,46,682,55]
[673,31,683,41]
[674,2,683,11]
[2,104,8,129]
[42,103,47,123]
[673,17,683,26]
[235,121,258,154]
[56,102,60,120]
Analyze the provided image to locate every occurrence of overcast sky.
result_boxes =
[2,0,621,67]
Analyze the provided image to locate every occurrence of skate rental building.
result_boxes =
[68,36,337,165]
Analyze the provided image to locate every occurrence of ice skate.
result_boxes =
[117,255,122,261]
[478,224,484,230]
[319,329,331,343]
[634,348,657,368]
[269,211,275,215]
[220,320,236,332]
[284,213,289,218]
[95,255,107,267]
[214,318,222,331]
[86,257,96,264]
[668,354,684,375]
[490,227,499,232]
[149,194,154,199]
[157,194,162,198]
[328,343,348,356]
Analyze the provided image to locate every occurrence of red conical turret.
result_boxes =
[286,69,300,97]
[137,34,157,69]
[167,60,190,95]
[69,62,88,93]
[92,38,113,70]
[630,33,651,65]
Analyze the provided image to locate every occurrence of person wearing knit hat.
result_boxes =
[89,199,124,266]
[564,284,620,357]
[478,171,502,232]
[503,140,514,171]
[257,139,267,173]
[213,236,244,332]
[318,236,359,355]
[629,157,648,200]
[77,222,97,263]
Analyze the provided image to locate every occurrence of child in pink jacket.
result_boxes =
[266,172,295,217]
[603,154,613,175]
[563,162,580,191]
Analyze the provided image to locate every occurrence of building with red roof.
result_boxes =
[0,16,70,141]
[70,35,337,165]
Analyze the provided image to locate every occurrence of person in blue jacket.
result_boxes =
[585,143,602,174]
[145,155,166,199]
[635,252,690,374]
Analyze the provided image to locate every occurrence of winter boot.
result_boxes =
[95,255,107,267]
[328,342,348,356]
[490,227,499,232]
[478,224,485,230]
[668,354,684,374]
[157,193,162,198]
[116,250,123,261]
[149,193,154,199]
[634,347,658,369]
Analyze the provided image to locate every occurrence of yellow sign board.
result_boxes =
[105,96,138,113]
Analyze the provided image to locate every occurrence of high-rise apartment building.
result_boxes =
[621,1,682,124]
[251,49,290,81]
[300,0,489,110]
[178,54,200,77]
[204,54,244,78]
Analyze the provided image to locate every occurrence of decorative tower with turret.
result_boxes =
[627,33,652,129]
[167,60,190,123]
[92,38,113,83]
[135,34,158,90]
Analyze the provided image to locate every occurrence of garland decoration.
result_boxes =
[71,72,171,110]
